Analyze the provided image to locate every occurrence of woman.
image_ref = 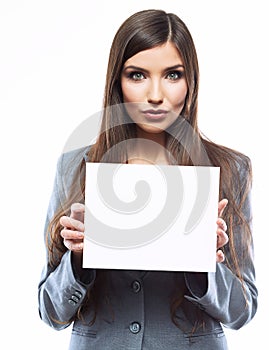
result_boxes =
[38,9,257,349]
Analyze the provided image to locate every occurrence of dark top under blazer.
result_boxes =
[38,146,258,350]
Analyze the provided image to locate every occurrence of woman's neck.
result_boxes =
[127,128,169,165]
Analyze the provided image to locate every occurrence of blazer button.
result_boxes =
[129,322,141,334]
[68,299,77,306]
[74,290,82,299]
[71,295,79,303]
[132,280,141,293]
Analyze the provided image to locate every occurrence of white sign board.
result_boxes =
[83,162,220,272]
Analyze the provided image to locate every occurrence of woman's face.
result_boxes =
[121,42,188,135]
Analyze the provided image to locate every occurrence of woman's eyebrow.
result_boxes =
[123,64,185,73]
[163,64,185,71]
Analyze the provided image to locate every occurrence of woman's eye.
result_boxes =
[129,72,145,81]
[167,71,184,80]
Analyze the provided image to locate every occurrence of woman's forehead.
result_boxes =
[123,42,184,70]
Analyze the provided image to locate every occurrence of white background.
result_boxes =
[0,0,267,348]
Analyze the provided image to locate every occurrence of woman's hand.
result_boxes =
[216,199,229,263]
[60,203,85,254]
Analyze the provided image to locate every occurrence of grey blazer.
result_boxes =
[38,146,258,350]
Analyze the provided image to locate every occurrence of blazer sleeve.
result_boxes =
[184,155,258,330]
[38,148,96,330]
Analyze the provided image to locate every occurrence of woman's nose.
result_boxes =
[147,80,163,104]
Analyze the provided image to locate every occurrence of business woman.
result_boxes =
[38,9,258,349]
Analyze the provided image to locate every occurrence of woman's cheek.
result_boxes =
[126,88,146,104]
[166,84,187,111]
[121,78,147,103]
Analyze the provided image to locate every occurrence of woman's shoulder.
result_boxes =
[59,145,92,166]
[223,146,251,175]
[55,145,92,185]
[54,145,92,200]
[203,139,252,172]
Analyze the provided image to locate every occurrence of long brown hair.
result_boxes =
[47,9,253,328]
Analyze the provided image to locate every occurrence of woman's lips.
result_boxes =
[142,109,168,121]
